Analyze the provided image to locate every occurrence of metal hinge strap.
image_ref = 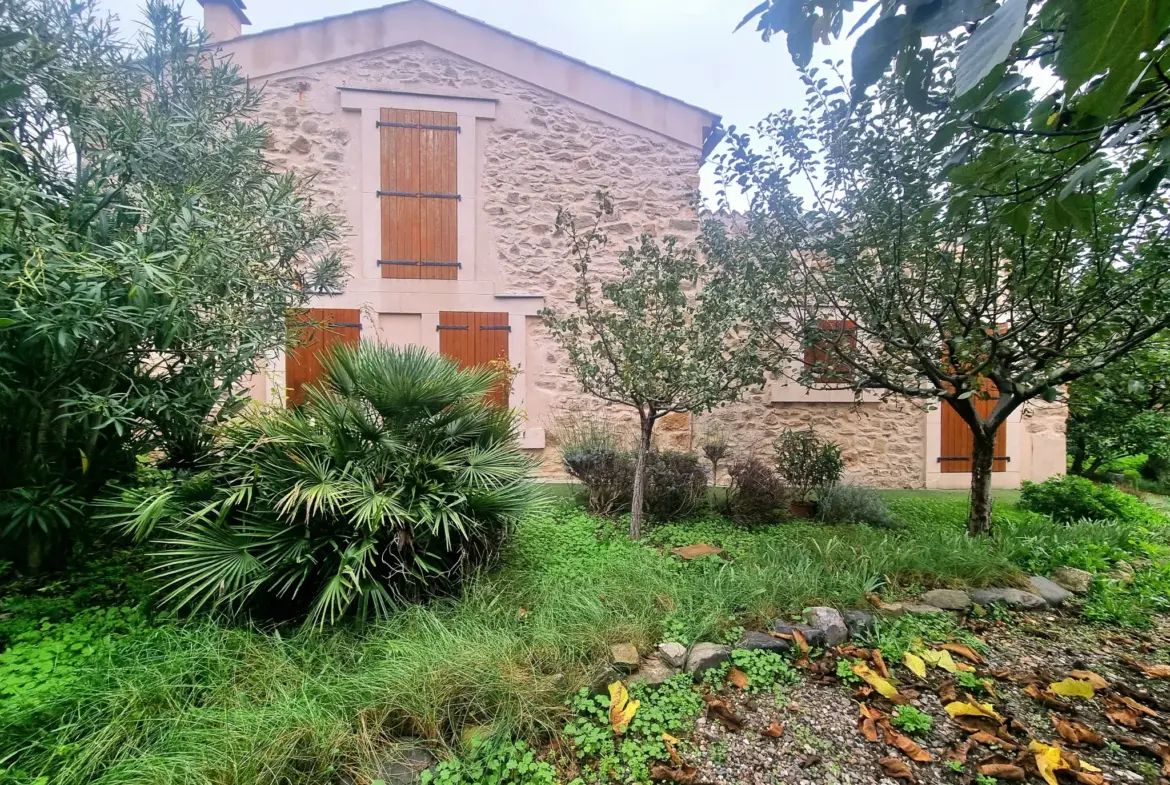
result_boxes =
[376,121,461,132]
[436,325,469,331]
[377,260,462,268]
[376,190,461,200]
[479,325,512,331]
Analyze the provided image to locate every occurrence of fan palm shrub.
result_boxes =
[105,343,540,625]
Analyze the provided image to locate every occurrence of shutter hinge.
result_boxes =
[479,325,512,331]
[378,260,462,268]
[376,120,461,133]
[937,456,1010,462]
[436,324,469,331]
[376,190,461,201]
[329,322,362,329]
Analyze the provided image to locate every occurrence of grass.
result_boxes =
[0,490,1166,785]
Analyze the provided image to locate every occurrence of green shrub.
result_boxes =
[816,485,897,527]
[562,447,635,516]
[725,457,788,524]
[1140,453,1170,482]
[421,738,556,785]
[105,343,540,625]
[773,429,844,501]
[1019,475,1162,525]
[644,452,708,521]
[890,705,933,736]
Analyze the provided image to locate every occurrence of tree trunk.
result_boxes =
[967,431,996,537]
[1070,444,1086,476]
[630,413,655,540]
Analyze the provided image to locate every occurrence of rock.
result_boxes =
[921,589,972,610]
[658,641,687,668]
[842,610,876,637]
[737,630,791,653]
[629,656,677,686]
[288,135,312,154]
[1051,567,1093,595]
[610,643,640,673]
[671,543,724,560]
[685,642,731,674]
[770,621,826,647]
[1110,560,1136,584]
[969,588,1047,610]
[802,607,849,647]
[881,602,945,614]
[1028,575,1074,606]
[364,747,435,785]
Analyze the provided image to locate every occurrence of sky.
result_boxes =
[95,0,857,202]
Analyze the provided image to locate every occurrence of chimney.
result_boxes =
[198,0,251,42]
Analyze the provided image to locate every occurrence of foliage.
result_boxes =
[1019,476,1163,526]
[644,452,708,522]
[104,343,539,625]
[1083,562,1170,628]
[563,447,636,517]
[816,484,896,527]
[707,46,1170,537]
[420,738,556,785]
[773,429,844,502]
[836,658,863,684]
[1067,341,1170,476]
[730,647,799,693]
[700,424,731,486]
[956,670,993,694]
[724,457,788,524]
[859,613,984,661]
[541,191,764,538]
[890,705,934,737]
[0,0,341,571]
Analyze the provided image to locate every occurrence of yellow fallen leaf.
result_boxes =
[920,649,958,673]
[608,681,639,735]
[1030,740,1069,785]
[1069,670,1109,690]
[944,700,1004,722]
[851,661,899,699]
[1048,679,1096,699]
[904,652,927,679]
[662,732,681,745]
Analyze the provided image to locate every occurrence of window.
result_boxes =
[803,319,856,384]
[378,108,459,280]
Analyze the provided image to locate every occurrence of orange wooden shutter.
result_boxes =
[437,311,510,407]
[803,319,856,383]
[939,381,1008,473]
[285,308,361,407]
[379,109,458,280]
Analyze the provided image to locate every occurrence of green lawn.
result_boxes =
[0,490,1165,785]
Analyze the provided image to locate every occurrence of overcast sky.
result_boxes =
[95,0,856,200]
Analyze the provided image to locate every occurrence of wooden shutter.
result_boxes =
[803,319,856,383]
[939,381,1009,473]
[437,311,510,407]
[379,108,458,280]
[286,308,361,407]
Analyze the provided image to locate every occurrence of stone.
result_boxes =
[684,642,731,674]
[802,607,848,647]
[657,641,687,669]
[1028,575,1074,606]
[1051,567,1093,594]
[1110,560,1136,584]
[367,747,435,785]
[770,621,826,647]
[610,643,640,673]
[921,589,972,610]
[670,543,723,560]
[737,630,790,653]
[842,610,876,637]
[969,588,1047,610]
[902,602,947,614]
[629,656,677,686]
[288,135,312,154]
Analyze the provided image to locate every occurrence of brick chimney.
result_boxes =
[197,0,250,41]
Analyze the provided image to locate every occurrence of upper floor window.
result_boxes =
[803,319,856,384]
[378,108,460,280]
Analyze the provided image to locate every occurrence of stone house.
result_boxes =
[203,0,1066,490]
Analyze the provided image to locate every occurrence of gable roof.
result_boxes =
[216,0,721,151]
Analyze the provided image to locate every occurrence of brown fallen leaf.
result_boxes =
[1122,657,1170,679]
[649,763,699,784]
[1116,694,1158,717]
[1072,771,1106,785]
[883,725,934,762]
[952,715,1007,737]
[728,667,750,690]
[942,642,986,664]
[858,703,882,742]
[1025,682,1076,712]
[877,756,916,782]
[944,739,972,763]
[1069,670,1109,690]
[978,763,1026,781]
[1104,705,1140,728]
[970,731,1019,749]
[704,697,744,732]
[873,649,890,679]
[937,678,958,705]
[1051,714,1105,747]
[865,592,886,609]
[761,721,784,738]
[793,628,810,667]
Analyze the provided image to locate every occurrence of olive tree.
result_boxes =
[541,193,765,539]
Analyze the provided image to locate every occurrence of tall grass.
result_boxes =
[0,493,1151,785]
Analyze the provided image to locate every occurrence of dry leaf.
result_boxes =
[872,649,890,679]
[920,649,958,673]
[877,756,916,782]
[937,678,958,704]
[1115,694,1157,716]
[978,763,1026,780]
[608,682,640,735]
[858,703,883,742]
[1030,740,1070,785]
[1104,705,1140,727]
[661,733,684,767]
[952,715,1006,737]
[883,725,934,762]
[649,762,699,784]
[944,739,972,763]
[1072,771,1106,785]
[941,642,985,664]
[865,592,886,609]
[1051,714,1105,747]
[704,697,744,732]
[728,667,750,690]
[516,607,528,618]
[1068,670,1109,690]
[793,628,810,667]
[851,661,900,700]
[944,700,1004,722]
[1123,657,1170,679]
[761,721,784,738]
[1048,679,1096,699]
[904,652,927,679]
[1024,682,1074,711]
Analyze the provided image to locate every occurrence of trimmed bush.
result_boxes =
[1019,475,1161,525]
[773,428,844,501]
[725,457,789,524]
[105,343,539,625]
[816,484,897,527]
[563,447,635,516]
[645,451,708,521]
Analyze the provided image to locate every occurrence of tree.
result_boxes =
[1067,340,1170,476]
[707,59,1170,536]
[0,0,341,571]
[735,1,1170,201]
[541,193,764,539]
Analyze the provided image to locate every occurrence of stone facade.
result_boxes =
[216,0,1066,489]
